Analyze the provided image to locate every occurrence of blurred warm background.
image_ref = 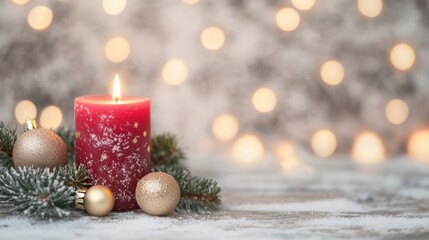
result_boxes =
[1,0,429,166]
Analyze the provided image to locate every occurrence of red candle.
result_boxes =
[74,75,151,211]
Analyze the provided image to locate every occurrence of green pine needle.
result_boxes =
[0,122,17,168]
[0,166,76,217]
[153,165,221,213]
[151,133,186,167]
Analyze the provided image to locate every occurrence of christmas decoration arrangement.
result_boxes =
[0,120,221,218]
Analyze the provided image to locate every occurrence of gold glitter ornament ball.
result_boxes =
[76,185,115,217]
[136,172,181,216]
[13,120,68,168]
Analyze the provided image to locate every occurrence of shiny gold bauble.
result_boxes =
[12,120,68,168]
[76,185,115,217]
[135,172,181,216]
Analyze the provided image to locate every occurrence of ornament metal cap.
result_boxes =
[75,188,87,210]
[23,119,38,131]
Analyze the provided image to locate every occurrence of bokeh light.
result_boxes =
[102,0,127,15]
[200,27,226,51]
[352,131,385,164]
[275,140,296,161]
[27,5,53,31]
[105,37,130,63]
[390,43,416,71]
[291,0,317,11]
[162,59,188,86]
[280,157,300,172]
[252,88,277,113]
[12,0,30,5]
[232,134,264,164]
[182,0,199,5]
[275,8,300,32]
[320,60,345,86]
[357,0,383,18]
[39,105,63,129]
[15,100,37,125]
[408,129,429,164]
[212,114,239,141]
[311,129,337,157]
[385,99,409,125]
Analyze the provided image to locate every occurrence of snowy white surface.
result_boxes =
[1,156,429,240]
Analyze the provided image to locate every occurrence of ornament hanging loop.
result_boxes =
[23,119,38,131]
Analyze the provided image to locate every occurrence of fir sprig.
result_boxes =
[0,122,16,167]
[0,164,88,217]
[153,165,221,213]
[151,133,186,167]
[55,127,76,162]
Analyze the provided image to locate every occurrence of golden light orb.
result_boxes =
[105,37,130,63]
[407,129,429,164]
[275,8,300,32]
[275,141,296,161]
[320,60,345,86]
[385,99,409,125]
[252,88,277,113]
[311,129,337,157]
[357,0,383,18]
[182,0,199,5]
[291,0,317,11]
[39,105,63,129]
[12,0,30,5]
[27,5,53,31]
[15,100,37,125]
[212,114,239,141]
[200,27,226,51]
[232,134,264,164]
[162,59,188,86]
[390,43,416,71]
[102,0,127,15]
[352,132,385,164]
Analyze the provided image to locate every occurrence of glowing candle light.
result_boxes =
[390,43,416,71]
[75,74,151,211]
[212,114,239,141]
[291,0,317,11]
[105,37,130,63]
[27,5,53,31]
[103,0,127,15]
[352,131,385,164]
[385,99,409,125]
[408,129,429,164]
[358,0,383,18]
[162,59,188,86]
[320,60,345,86]
[252,88,277,113]
[275,8,300,32]
[311,129,337,157]
[39,105,63,130]
[201,27,226,51]
[15,100,37,124]
[232,134,264,164]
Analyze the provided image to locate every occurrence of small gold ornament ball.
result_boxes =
[136,172,181,216]
[12,128,68,168]
[84,185,115,217]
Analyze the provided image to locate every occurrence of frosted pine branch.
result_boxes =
[0,164,90,218]
[153,165,221,213]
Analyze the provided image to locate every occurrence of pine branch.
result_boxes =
[60,163,92,189]
[0,164,90,217]
[151,133,186,167]
[153,165,221,213]
[55,127,75,162]
[0,122,17,168]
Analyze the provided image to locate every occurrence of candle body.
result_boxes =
[74,96,150,211]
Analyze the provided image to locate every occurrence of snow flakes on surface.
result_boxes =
[230,198,366,213]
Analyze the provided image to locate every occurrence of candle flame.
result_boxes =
[112,74,121,102]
